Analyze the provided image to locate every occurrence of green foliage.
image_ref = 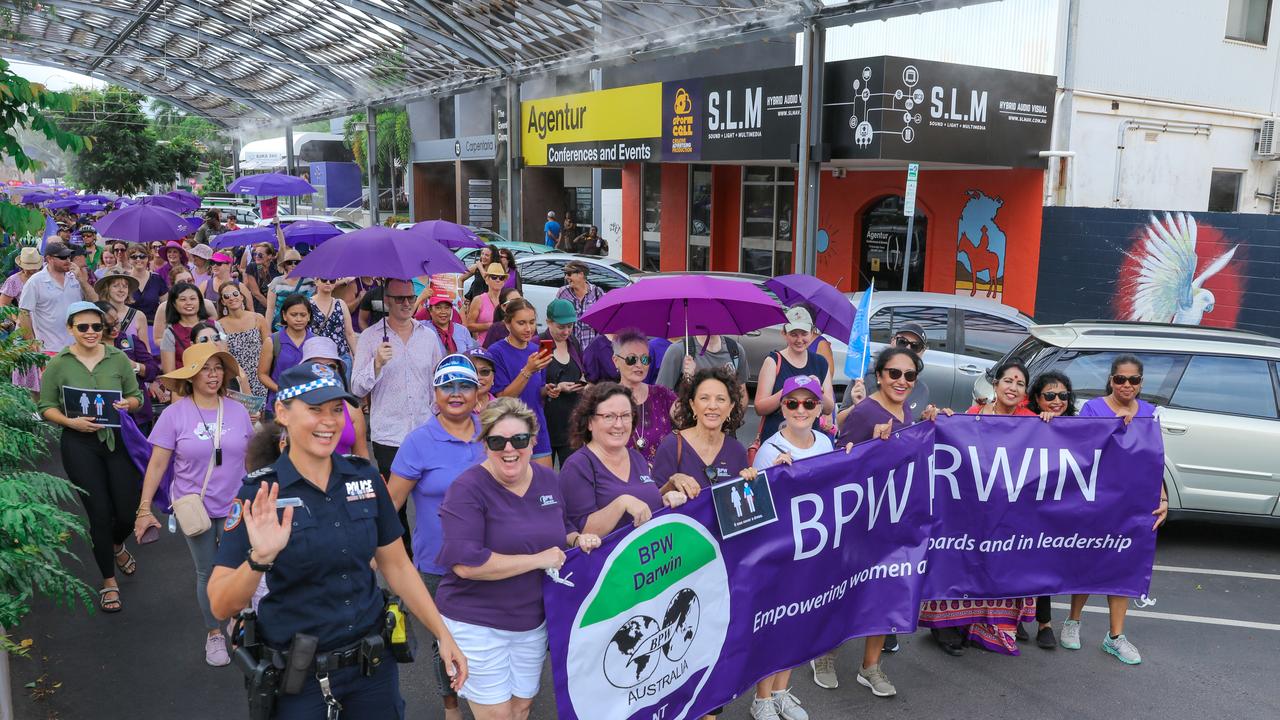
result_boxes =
[203,163,227,194]
[0,306,95,641]
[343,108,411,181]
[54,86,208,194]
[0,58,86,173]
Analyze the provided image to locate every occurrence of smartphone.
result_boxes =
[539,339,555,355]
[138,524,160,545]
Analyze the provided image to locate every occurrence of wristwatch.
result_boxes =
[246,548,274,572]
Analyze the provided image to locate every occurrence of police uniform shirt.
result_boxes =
[214,452,403,652]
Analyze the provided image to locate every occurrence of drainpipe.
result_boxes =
[1113,119,1211,206]
[1039,150,1076,206]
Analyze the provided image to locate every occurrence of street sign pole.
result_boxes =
[900,162,919,291]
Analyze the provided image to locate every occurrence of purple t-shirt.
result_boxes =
[148,396,253,517]
[434,463,573,631]
[633,384,676,463]
[268,330,312,406]
[487,337,551,455]
[390,414,484,575]
[837,396,913,447]
[560,446,662,535]
[651,432,750,488]
[582,334,620,383]
[1079,397,1157,418]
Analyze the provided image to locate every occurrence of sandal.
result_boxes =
[99,587,122,613]
[114,548,137,576]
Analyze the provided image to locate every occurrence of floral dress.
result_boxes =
[308,297,351,360]
[226,327,268,398]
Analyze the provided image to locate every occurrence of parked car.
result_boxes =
[255,215,363,232]
[200,203,260,226]
[977,321,1280,526]
[462,253,641,328]
[455,240,556,265]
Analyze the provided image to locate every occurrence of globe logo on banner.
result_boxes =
[567,515,729,720]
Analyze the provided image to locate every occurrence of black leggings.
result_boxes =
[373,442,412,557]
[1036,595,1052,624]
[60,430,142,580]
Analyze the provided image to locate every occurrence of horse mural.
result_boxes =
[956,190,1008,299]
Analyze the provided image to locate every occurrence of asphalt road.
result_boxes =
[10,420,1280,720]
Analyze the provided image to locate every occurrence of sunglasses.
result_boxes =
[615,353,650,366]
[74,322,104,333]
[195,334,225,344]
[783,398,819,411]
[893,336,925,352]
[252,252,267,258]
[475,367,493,377]
[212,261,229,267]
[281,261,299,268]
[484,433,533,451]
[1111,374,1143,386]
[129,254,148,260]
[222,290,242,299]
[487,274,507,281]
[882,368,919,381]
[385,294,416,304]
[1040,391,1071,401]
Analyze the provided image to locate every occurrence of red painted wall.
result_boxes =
[710,165,741,272]
[659,164,689,271]
[621,163,642,268]
[814,168,1045,315]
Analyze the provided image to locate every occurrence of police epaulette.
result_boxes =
[342,453,374,469]
[242,466,277,484]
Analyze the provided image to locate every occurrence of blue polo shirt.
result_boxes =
[390,414,485,575]
[214,452,403,651]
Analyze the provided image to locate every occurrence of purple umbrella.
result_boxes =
[579,276,786,338]
[95,204,191,243]
[211,226,277,249]
[178,216,205,236]
[45,198,80,210]
[283,220,342,247]
[21,191,56,205]
[166,189,202,212]
[136,194,190,212]
[290,226,465,281]
[77,193,113,203]
[73,202,108,215]
[406,220,485,249]
[765,273,855,341]
[228,172,316,197]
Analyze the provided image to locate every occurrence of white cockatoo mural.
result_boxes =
[1124,212,1239,325]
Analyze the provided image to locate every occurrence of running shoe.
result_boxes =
[772,689,809,720]
[810,653,838,689]
[205,633,230,667]
[1103,634,1142,665]
[750,698,781,720]
[1060,619,1081,650]
[857,664,897,697]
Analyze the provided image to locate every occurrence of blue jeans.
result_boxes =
[182,520,225,632]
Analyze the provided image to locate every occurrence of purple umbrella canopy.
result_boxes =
[44,198,81,210]
[95,204,191,243]
[283,220,343,247]
[136,194,190,212]
[228,172,317,197]
[20,191,56,205]
[166,189,202,212]
[73,202,108,215]
[579,275,786,337]
[290,226,465,281]
[764,273,855,341]
[178,215,206,236]
[406,220,485,249]
[77,193,113,203]
[211,225,277,249]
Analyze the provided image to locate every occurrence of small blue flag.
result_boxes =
[844,281,874,380]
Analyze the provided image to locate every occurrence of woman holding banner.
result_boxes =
[1064,354,1167,665]
[822,347,947,697]
[920,360,1036,657]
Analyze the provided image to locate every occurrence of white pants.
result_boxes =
[443,616,548,705]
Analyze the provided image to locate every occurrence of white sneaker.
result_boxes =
[750,697,781,720]
[1060,619,1082,650]
[1102,633,1142,665]
[772,689,809,720]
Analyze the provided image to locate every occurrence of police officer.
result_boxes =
[208,363,467,718]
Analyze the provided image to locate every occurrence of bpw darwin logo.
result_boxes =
[566,516,730,720]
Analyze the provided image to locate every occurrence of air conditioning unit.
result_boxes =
[1272,173,1280,214]
[1258,118,1279,158]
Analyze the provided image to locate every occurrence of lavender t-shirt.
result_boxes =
[1079,397,1158,418]
[651,433,750,489]
[148,396,252,517]
[560,446,662,535]
[434,463,573,631]
[487,338,552,455]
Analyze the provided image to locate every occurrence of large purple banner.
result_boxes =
[544,417,1163,720]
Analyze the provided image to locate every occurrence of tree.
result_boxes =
[343,107,410,204]
[55,86,201,194]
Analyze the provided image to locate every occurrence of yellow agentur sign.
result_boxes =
[521,83,662,166]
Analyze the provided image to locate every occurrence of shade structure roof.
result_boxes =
[0,0,851,127]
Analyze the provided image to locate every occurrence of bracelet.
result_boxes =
[136,508,153,517]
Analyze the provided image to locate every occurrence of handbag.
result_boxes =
[172,398,222,537]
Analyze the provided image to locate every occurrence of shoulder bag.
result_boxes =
[171,398,222,537]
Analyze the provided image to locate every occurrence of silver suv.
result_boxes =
[988,321,1280,525]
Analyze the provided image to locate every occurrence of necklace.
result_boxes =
[634,402,648,450]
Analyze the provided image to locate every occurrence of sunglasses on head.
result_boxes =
[1040,391,1071,401]
[74,322,103,333]
[882,368,919,381]
[195,334,225,344]
[783,398,819,411]
[615,353,650,366]
[484,433,533,451]
[893,336,925,352]
[1111,374,1143,386]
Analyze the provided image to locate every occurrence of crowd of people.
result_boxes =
[6,205,1167,720]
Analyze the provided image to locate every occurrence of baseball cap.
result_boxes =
[44,241,82,260]
[276,362,358,405]
[65,300,106,322]
[434,354,479,388]
[427,289,453,307]
[895,322,927,343]
[783,306,814,333]
[547,211,556,218]
[780,374,821,400]
[546,298,578,325]
[464,346,495,369]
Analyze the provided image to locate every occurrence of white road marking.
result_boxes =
[1153,564,1280,582]
[1050,603,1280,632]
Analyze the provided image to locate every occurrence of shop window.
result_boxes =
[438,95,456,138]
[739,166,795,277]
[688,165,712,271]
[1208,170,1243,212]
[860,196,926,292]
[642,164,662,271]
[1227,0,1271,44]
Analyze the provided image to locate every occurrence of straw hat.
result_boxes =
[15,246,42,270]
[93,266,140,297]
[159,342,241,393]
[484,262,507,278]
